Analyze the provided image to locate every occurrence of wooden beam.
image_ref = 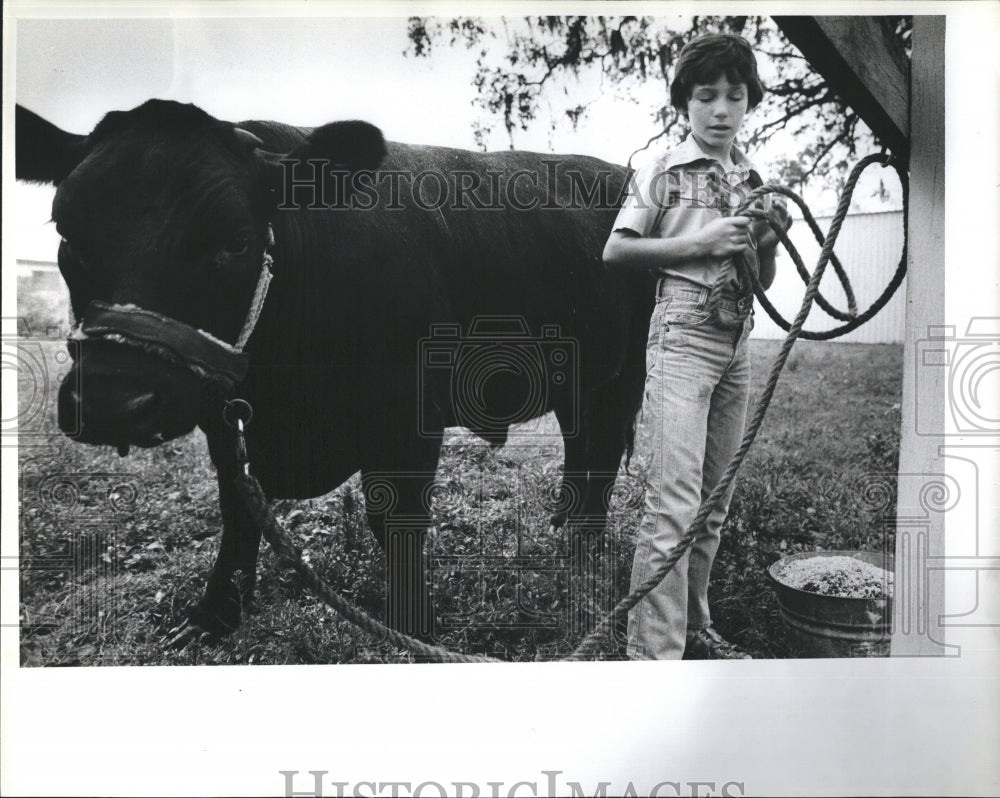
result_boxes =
[892,16,948,656]
[773,16,910,159]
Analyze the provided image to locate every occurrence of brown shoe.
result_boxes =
[684,626,752,660]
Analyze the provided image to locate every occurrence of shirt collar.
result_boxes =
[661,133,760,181]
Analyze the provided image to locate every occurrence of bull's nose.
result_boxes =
[124,391,158,415]
[106,387,163,432]
[58,376,165,442]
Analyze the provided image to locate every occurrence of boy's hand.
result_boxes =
[694,215,754,258]
[751,200,793,252]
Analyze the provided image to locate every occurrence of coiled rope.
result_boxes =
[235,152,908,663]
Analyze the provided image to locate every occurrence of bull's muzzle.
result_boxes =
[59,300,251,451]
[58,339,204,451]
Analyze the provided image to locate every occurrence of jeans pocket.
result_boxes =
[664,309,713,328]
[663,296,713,329]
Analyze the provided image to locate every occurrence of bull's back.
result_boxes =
[355,144,640,352]
[252,129,650,387]
[379,142,628,301]
[385,144,648,380]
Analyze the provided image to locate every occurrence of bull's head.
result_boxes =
[16,100,386,453]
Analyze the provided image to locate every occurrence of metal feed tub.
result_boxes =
[768,550,894,658]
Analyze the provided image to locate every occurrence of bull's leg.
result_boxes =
[555,393,631,644]
[556,424,617,562]
[192,469,263,631]
[548,402,586,531]
[550,400,623,532]
[362,463,437,643]
[358,363,445,644]
[167,431,262,646]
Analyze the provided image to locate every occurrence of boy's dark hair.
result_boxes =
[669,34,765,112]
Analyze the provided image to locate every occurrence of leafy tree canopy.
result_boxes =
[406,15,911,195]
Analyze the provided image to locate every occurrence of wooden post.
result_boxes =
[892,16,949,656]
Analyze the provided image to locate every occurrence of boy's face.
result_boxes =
[686,75,750,157]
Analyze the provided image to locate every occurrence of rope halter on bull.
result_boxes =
[225,152,909,664]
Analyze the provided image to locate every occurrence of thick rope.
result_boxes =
[742,158,909,339]
[703,169,861,327]
[236,153,907,663]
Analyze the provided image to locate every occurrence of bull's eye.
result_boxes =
[223,235,249,257]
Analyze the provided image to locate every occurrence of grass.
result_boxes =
[16,336,902,665]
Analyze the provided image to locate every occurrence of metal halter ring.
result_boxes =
[223,398,254,428]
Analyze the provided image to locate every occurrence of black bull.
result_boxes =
[16,100,655,642]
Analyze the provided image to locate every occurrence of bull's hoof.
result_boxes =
[164,581,246,648]
[163,619,221,649]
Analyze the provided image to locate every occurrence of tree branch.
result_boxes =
[628,114,679,167]
[797,133,844,184]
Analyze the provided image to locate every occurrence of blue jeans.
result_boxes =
[627,278,753,660]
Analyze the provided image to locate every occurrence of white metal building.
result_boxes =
[752,209,906,344]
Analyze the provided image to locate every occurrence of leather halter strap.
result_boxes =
[69,224,275,388]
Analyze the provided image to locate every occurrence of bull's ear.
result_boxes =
[16,105,86,185]
[291,120,387,170]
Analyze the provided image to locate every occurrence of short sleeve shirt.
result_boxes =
[613,134,769,292]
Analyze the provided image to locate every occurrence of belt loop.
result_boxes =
[698,286,710,309]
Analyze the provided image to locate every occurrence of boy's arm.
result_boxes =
[757,243,777,290]
[603,215,755,271]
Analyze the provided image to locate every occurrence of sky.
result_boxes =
[11,13,897,261]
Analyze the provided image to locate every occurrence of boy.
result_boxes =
[603,33,791,660]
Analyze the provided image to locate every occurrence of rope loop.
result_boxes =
[737,153,909,339]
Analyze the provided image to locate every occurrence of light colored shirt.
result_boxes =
[612,134,769,292]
